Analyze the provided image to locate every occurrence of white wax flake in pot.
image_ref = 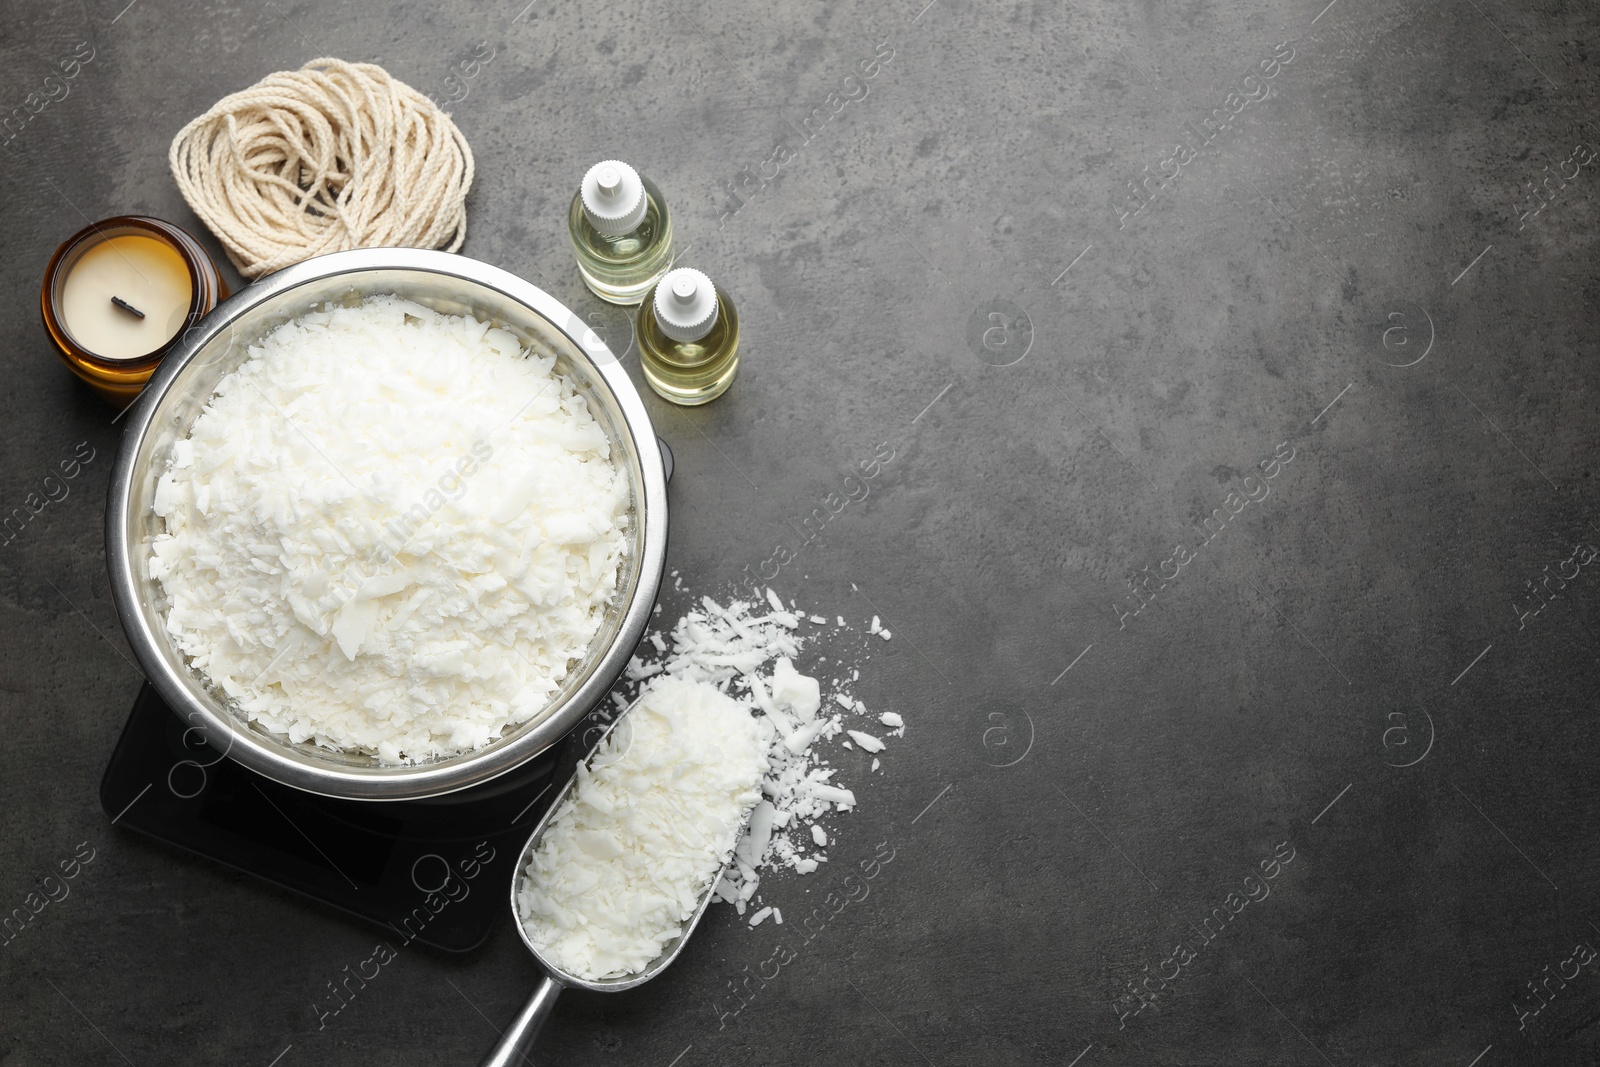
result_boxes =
[517,676,767,981]
[148,295,629,763]
[603,588,904,919]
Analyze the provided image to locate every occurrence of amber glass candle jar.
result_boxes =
[41,216,228,405]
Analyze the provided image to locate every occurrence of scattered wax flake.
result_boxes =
[625,658,664,681]
[811,824,827,847]
[808,783,856,808]
[784,718,830,755]
[880,712,903,728]
[750,906,773,927]
[773,908,783,925]
[847,730,885,753]
[879,629,892,641]
[769,657,821,720]
[809,614,827,625]
[871,758,880,772]
[869,616,881,634]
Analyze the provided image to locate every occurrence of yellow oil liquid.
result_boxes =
[636,290,740,406]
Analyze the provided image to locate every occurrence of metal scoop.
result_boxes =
[478,707,732,1066]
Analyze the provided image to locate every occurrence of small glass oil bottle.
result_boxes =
[636,267,740,405]
[568,159,674,305]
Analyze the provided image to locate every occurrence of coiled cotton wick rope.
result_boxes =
[169,58,475,278]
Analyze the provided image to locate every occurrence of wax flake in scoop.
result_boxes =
[517,675,767,980]
[605,588,905,917]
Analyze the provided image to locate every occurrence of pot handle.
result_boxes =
[478,974,562,1066]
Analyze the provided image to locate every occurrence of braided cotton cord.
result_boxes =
[168,58,474,278]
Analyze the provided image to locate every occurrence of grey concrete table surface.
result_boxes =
[2,0,1598,1063]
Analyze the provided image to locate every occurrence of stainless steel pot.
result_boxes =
[106,248,668,801]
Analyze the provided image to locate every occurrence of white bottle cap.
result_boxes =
[580,160,648,235]
[652,268,719,342]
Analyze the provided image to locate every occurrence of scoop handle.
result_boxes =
[479,974,562,1066]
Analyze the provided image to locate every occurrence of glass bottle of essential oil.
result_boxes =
[636,267,740,405]
[567,159,674,305]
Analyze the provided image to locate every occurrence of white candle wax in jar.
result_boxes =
[58,234,193,360]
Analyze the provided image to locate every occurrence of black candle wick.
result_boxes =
[111,295,146,319]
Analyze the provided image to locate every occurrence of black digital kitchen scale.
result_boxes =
[100,683,573,953]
